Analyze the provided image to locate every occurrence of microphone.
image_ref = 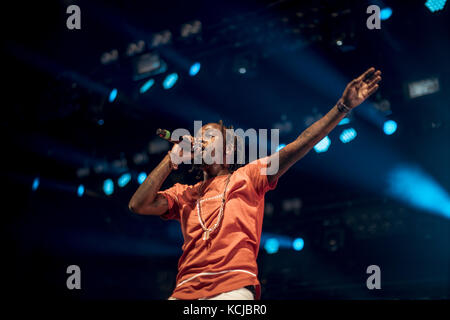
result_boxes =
[156,128,198,151]
[156,128,175,142]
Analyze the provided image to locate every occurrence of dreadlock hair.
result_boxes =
[188,120,245,180]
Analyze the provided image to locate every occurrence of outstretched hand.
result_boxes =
[341,67,382,109]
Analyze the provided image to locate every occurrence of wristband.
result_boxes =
[337,100,351,113]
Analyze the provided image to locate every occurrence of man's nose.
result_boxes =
[193,138,205,149]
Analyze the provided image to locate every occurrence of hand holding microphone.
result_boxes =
[157,129,199,169]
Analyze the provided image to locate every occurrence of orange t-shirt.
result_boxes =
[157,156,278,300]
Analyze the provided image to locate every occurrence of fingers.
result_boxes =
[366,84,379,97]
[171,135,194,160]
[357,67,376,81]
[367,75,382,88]
[370,70,382,80]
[170,143,183,157]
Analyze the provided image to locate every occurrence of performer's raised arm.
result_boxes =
[268,67,382,184]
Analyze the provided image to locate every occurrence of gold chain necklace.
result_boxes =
[196,174,232,241]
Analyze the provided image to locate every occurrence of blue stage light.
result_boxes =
[314,136,331,153]
[276,144,286,152]
[383,120,397,135]
[103,179,114,195]
[139,79,155,94]
[32,177,40,191]
[380,7,393,20]
[293,238,304,251]
[77,184,85,197]
[163,73,178,89]
[137,172,147,185]
[425,0,447,12]
[108,88,118,102]
[340,128,357,143]
[264,238,279,254]
[118,173,131,188]
[387,164,450,219]
[189,62,201,76]
[338,118,350,126]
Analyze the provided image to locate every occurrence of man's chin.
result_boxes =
[198,162,220,170]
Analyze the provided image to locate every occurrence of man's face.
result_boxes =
[194,123,225,165]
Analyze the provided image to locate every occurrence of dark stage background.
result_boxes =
[2,0,449,300]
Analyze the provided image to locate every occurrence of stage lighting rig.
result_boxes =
[150,30,172,48]
[425,0,447,12]
[100,49,119,65]
[406,77,440,99]
[180,20,202,38]
[126,40,146,57]
[132,52,167,81]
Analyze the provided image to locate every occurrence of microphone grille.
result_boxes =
[156,128,171,140]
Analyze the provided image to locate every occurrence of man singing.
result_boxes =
[128,67,382,300]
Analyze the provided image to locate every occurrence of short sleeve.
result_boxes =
[242,156,278,196]
[157,183,188,221]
